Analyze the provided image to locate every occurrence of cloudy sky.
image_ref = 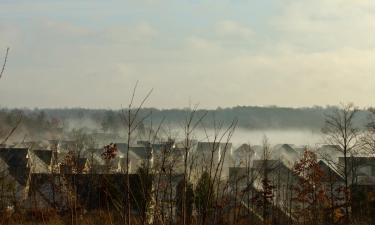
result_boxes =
[0,0,375,109]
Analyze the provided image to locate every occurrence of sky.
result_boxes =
[1,0,375,109]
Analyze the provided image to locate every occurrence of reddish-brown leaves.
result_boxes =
[101,143,118,160]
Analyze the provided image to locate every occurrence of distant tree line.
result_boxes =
[0,106,371,135]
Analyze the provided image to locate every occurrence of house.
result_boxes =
[234,183,296,225]
[169,143,186,174]
[336,156,375,219]
[28,149,52,173]
[151,140,188,174]
[232,144,255,167]
[59,157,88,174]
[272,144,301,168]
[318,159,343,183]
[228,166,256,193]
[220,197,264,225]
[338,156,375,183]
[317,160,346,217]
[195,142,233,175]
[83,148,106,173]
[0,148,30,208]
[316,145,342,163]
[26,173,67,210]
[26,173,153,213]
[0,148,29,184]
[252,159,299,219]
[104,143,152,173]
[155,173,184,219]
[116,143,152,160]
[152,140,174,156]
[57,140,76,153]
[116,150,144,174]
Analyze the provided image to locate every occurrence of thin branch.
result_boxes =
[1,114,22,145]
[129,80,139,108]
[0,47,10,79]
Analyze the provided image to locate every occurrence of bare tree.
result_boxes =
[322,103,359,223]
[360,107,375,153]
[0,47,18,146]
[121,81,153,225]
[199,117,237,225]
[259,136,273,225]
[181,105,206,225]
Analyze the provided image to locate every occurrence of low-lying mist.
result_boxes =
[0,106,370,148]
[162,127,323,147]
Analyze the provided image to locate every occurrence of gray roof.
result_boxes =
[33,149,52,165]
[84,148,105,165]
[77,158,88,170]
[196,142,232,152]
[235,144,253,153]
[338,156,375,165]
[115,143,151,160]
[273,144,298,156]
[130,146,151,160]
[252,159,282,170]
[0,148,28,168]
[0,148,30,186]
[115,143,129,153]
[318,160,344,181]
[316,145,342,162]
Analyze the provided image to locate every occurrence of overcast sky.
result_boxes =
[0,0,375,109]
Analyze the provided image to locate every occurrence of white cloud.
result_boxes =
[1,1,375,109]
[44,20,92,37]
[103,22,158,43]
[215,20,253,40]
[273,0,375,50]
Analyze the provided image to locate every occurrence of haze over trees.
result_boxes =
[0,106,372,135]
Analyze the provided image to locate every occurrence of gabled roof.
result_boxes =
[252,159,282,170]
[234,144,254,155]
[272,144,301,168]
[316,145,342,162]
[152,143,172,154]
[196,142,233,152]
[76,158,88,170]
[338,156,375,166]
[250,145,264,159]
[318,159,344,181]
[0,148,28,168]
[84,148,105,165]
[118,151,142,163]
[48,139,59,145]
[116,143,152,159]
[174,142,185,149]
[58,140,76,151]
[273,144,299,157]
[293,146,306,154]
[29,174,150,211]
[130,146,151,160]
[32,150,52,165]
[21,141,39,148]
[317,145,342,154]
[115,143,129,153]
[355,176,375,186]
[240,182,297,223]
[137,140,151,147]
[9,167,30,186]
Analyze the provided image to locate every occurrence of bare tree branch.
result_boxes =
[0,47,10,79]
[1,113,22,145]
